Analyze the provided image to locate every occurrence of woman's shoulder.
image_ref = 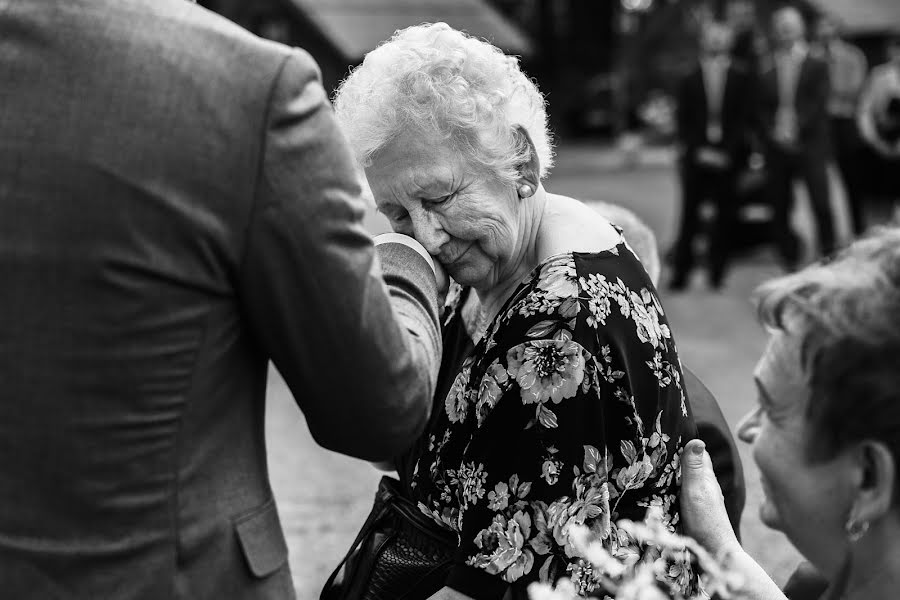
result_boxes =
[536,193,623,259]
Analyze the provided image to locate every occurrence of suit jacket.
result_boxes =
[0,1,441,598]
[756,51,832,155]
[676,59,754,166]
[683,368,746,538]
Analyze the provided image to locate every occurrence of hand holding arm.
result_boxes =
[681,439,788,600]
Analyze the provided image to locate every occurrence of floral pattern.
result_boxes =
[408,244,697,598]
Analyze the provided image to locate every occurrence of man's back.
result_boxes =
[0,1,438,597]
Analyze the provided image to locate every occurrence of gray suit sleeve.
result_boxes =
[238,49,439,461]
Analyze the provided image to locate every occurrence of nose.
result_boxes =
[408,205,449,256]
[736,406,762,444]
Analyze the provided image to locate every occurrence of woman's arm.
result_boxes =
[680,439,788,600]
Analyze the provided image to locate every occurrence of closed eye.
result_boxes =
[426,193,455,207]
[377,206,409,223]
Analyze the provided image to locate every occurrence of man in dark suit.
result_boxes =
[0,1,442,598]
[671,20,754,291]
[757,6,835,268]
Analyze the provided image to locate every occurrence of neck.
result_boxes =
[844,523,900,600]
[474,186,547,321]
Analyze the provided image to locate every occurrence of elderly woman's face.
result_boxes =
[366,130,522,290]
[737,332,854,573]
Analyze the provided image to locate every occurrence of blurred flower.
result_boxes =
[528,506,743,600]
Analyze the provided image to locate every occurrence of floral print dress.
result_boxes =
[403,238,698,599]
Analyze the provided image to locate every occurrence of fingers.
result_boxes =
[680,438,740,556]
[681,438,711,474]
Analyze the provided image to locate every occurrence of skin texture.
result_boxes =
[365,128,619,324]
[736,331,855,575]
[366,130,540,297]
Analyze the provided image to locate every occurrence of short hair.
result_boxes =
[772,5,806,34]
[333,22,554,185]
[593,202,660,285]
[755,226,900,479]
[700,20,735,49]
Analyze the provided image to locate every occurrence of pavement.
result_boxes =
[263,142,855,598]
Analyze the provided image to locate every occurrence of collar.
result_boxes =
[701,55,731,69]
[778,41,808,61]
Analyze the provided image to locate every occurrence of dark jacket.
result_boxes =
[676,59,754,167]
[756,52,832,156]
[0,1,440,598]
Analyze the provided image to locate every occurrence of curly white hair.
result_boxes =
[333,22,554,184]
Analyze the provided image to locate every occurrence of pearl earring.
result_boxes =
[518,184,533,198]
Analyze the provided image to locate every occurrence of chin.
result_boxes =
[447,263,491,289]
[759,499,784,531]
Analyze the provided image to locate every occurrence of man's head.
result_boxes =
[700,21,735,58]
[772,6,807,51]
[593,202,661,285]
[727,0,756,31]
[813,16,839,46]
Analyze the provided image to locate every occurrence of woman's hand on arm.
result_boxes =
[681,439,788,600]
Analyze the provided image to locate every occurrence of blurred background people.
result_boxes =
[727,0,765,75]
[757,6,834,270]
[671,20,753,291]
[858,33,900,223]
[813,16,869,236]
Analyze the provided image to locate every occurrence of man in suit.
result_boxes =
[595,202,746,535]
[757,6,834,269]
[0,1,442,598]
[671,20,754,291]
[814,17,869,236]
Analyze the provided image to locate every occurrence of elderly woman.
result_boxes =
[681,226,900,600]
[328,23,696,600]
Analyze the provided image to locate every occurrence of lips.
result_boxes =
[441,243,473,267]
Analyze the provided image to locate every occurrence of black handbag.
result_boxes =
[320,476,458,600]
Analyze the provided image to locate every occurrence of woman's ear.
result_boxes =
[848,440,897,528]
[513,126,539,197]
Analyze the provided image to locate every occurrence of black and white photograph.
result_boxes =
[2,1,900,599]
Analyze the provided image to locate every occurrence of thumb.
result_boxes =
[681,438,710,474]
[680,438,739,556]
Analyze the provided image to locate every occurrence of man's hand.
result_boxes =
[680,439,741,558]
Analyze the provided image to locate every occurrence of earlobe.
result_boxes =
[848,441,897,531]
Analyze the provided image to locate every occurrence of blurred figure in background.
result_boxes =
[727,0,764,75]
[858,33,900,223]
[813,16,869,236]
[757,6,834,270]
[671,20,754,291]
